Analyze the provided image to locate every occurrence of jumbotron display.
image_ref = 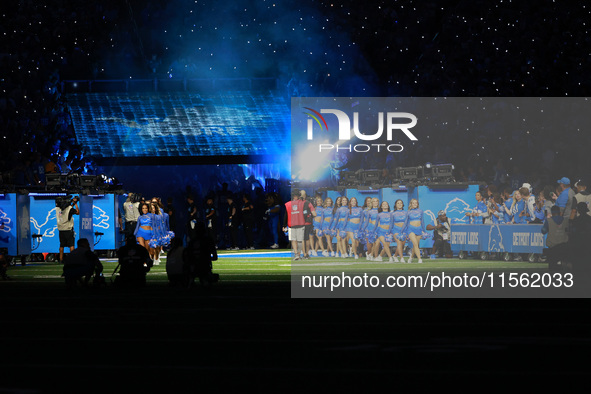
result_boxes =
[67,91,290,159]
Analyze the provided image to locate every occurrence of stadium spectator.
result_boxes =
[541,206,570,272]
[572,180,591,218]
[555,177,576,218]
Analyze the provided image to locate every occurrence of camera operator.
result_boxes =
[62,238,103,288]
[426,210,452,258]
[119,193,141,239]
[114,235,153,287]
[56,195,79,264]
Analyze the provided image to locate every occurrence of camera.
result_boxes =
[55,195,79,210]
[130,193,143,204]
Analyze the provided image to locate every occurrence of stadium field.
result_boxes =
[2,249,548,285]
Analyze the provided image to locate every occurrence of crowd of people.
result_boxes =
[185,185,285,251]
[284,177,591,265]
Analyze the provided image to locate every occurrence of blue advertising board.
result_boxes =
[0,193,17,255]
[415,184,480,248]
[451,224,545,254]
[92,194,118,250]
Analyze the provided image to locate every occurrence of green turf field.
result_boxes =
[2,249,549,284]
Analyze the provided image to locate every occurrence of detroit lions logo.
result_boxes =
[93,206,110,230]
[488,224,505,252]
[0,208,11,243]
[30,208,58,243]
[444,198,472,224]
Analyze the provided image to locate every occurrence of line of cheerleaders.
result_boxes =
[311,196,431,264]
[134,199,175,264]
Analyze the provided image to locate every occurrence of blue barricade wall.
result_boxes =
[451,224,545,254]
[92,194,118,251]
[0,193,17,255]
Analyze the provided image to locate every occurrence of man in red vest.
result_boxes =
[283,190,315,260]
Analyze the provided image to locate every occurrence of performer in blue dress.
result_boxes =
[390,199,408,263]
[403,199,428,264]
[344,197,364,259]
[357,197,373,257]
[312,196,326,256]
[135,203,155,256]
[362,198,380,260]
[332,196,350,258]
[321,197,335,257]
[372,200,394,262]
[149,202,165,264]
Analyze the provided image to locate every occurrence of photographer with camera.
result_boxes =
[62,238,103,288]
[426,210,453,259]
[56,195,79,264]
[114,235,153,288]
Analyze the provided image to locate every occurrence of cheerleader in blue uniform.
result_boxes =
[344,197,363,259]
[155,197,174,248]
[372,201,394,262]
[150,202,165,264]
[321,197,335,257]
[511,190,529,224]
[362,198,380,260]
[332,196,350,258]
[390,199,408,263]
[403,199,428,264]
[134,203,155,254]
[357,197,373,258]
[312,196,326,256]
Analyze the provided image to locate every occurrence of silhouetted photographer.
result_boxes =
[113,235,153,287]
[62,238,103,288]
[183,221,219,287]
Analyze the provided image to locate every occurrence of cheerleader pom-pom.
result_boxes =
[385,233,394,243]
[167,231,175,239]
[339,230,347,238]
[421,232,431,240]
[316,230,324,237]
[149,238,159,248]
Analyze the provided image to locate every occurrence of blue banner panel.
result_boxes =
[78,196,94,251]
[16,194,31,255]
[0,194,18,255]
[451,224,545,254]
[416,184,480,249]
[92,194,117,250]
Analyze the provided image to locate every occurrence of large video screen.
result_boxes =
[67,91,290,159]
